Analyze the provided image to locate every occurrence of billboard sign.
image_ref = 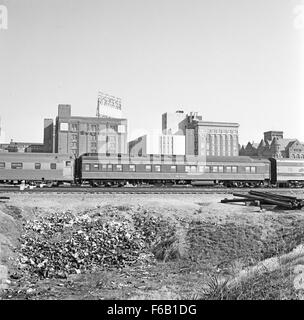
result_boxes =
[97,92,123,119]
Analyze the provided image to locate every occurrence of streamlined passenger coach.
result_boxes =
[0,153,74,183]
[77,154,271,186]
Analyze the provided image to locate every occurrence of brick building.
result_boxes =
[240,131,304,159]
[162,111,239,157]
[55,105,128,157]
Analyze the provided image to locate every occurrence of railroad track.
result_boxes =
[0,187,303,195]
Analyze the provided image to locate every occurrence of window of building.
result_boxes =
[107,164,113,171]
[60,122,69,131]
[170,165,177,172]
[35,163,41,170]
[91,134,97,141]
[116,164,123,171]
[185,165,190,172]
[145,165,152,172]
[91,142,97,148]
[71,123,78,131]
[50,163,56,170]
[11,163,23,169]
[91,149,97,153]
[0,162,5,169]
[155,165,161,172]
[190,166,196,173]
[232,166,237,173]
[91,125,97,132]
[212,166,218,173]
[72,134,78,141]
[129,164,136,172]
[72,142,77,148]
[226,166,232,173]
[218,166,224,173]
[84,164,90,171]
[198,166,204,173]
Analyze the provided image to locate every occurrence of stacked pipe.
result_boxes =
[221,191,304,210]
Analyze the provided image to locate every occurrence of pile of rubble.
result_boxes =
[15,207,181,280]
[18,210,157,279]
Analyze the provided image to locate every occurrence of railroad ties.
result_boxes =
[221,190,304,210]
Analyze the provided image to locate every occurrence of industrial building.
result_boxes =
[161,110,240,157]
[54,105,128,157]
[128,133,185,156]
[240,131,304,159]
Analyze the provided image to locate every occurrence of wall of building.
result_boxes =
[185,121,239,157]
[128,133,186,156]
[55,105,128,157]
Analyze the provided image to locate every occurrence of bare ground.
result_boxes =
[1,192,304,300]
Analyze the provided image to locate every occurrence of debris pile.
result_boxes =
[221,191,304,210]
[18,211,156,279]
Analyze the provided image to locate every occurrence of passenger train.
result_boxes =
[1,152,304,188]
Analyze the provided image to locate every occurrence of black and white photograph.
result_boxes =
[0,0,304,306]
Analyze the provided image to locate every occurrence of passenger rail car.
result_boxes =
[270,158,304,187]
[0,153,75,183]
[77,154,270,186]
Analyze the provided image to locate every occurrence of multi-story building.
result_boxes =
[240,131,304,159]
[162,110,189,135]
[185,115,240,157]
[55,105,128,157]
[0,141,44,153]
[128,133,185,156]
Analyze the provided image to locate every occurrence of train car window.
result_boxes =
[212,166,218,173]
[93,164,99,170]
[101,164,107,171]
[190,166,196,173]
[84,164,90,171]
[198,166,204,173]
[65,161,71,167]
[204,166,210,173]
[154,165,161,172]
[170,165,177,172]
[185,166,190,172]
[107,164,113,171]
[250,167,256,173]
[145,165,152,172]
[245,167,251,173]
[11,163,23,169]
[226,166,232,173]
[129,165,136,172]
[116,164,123,171]
[50,163,57,170]
[232,166,238,173]
[0,162,5,169]
[35,163,41,170]
[218,166,224,173]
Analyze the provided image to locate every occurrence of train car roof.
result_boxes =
[0,152,74,160]
[79,153,270,163]
[206,156,270,163]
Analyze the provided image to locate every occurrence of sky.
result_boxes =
[0,0,303,145]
